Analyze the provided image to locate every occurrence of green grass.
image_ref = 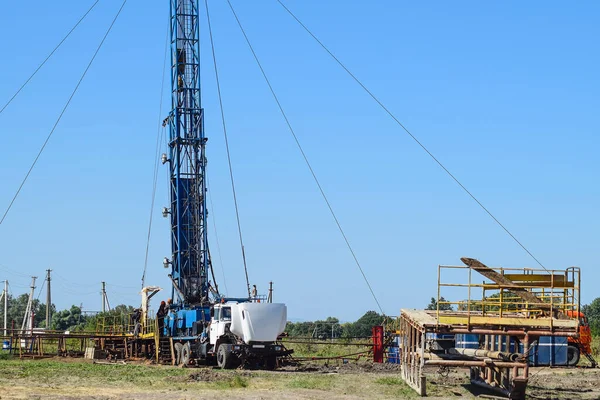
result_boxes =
[375,376,404,385]
[287,375,335,390]
[284,341,370,359]
[228,375,248,388]
[0,358,429,399]
[0,359,190,387]
[591,335,600,358]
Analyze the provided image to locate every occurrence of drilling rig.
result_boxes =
[159,0,290,368]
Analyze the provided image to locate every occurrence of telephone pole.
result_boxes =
[21,276,37,333]
[101,282,106,313]
[2,280,7,337]
[45,269,52,329]
[101,282,110,312]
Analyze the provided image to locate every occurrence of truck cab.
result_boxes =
[566,310,595,366]
[210,304,232,346]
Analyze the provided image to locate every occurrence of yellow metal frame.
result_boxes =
[95,311,157,339]
[436,265,580,328]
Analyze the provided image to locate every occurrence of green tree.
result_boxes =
[342,311,385,338]
[312,317,342,339]
[50,305,86,331]
[582,298,600,336]
[426,297,454,311]
[0,294,54,329]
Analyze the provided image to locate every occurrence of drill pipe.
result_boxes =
[447,347,522,362]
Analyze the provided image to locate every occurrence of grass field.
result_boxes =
[2,356,600,399]
[0,357,420,400]
[2,336,600,400]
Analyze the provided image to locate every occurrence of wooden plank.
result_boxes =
[438,315,577,329]
[401,309,441,328]
[461,258,558,312]
[481,282,574,289]
[503,274,566,283]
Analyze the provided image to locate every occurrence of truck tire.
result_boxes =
[180,342,191,366]
[217,343,233,369]
[265,355,277,370]
[567,345,580,366]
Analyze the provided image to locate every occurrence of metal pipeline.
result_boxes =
[447,347,522,362]
[449,328,578,337]
[425,359,526,368]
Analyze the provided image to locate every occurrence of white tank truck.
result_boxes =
[169,300,291,369]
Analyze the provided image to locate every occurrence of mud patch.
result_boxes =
[280,361,400,374]
[181,369,254,383]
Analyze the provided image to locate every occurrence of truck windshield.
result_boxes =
[222,307,232,320]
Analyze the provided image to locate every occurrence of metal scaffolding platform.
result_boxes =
[399,258,582,399]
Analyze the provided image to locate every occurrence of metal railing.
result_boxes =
[95,311,156,336]
[436,264,580,324]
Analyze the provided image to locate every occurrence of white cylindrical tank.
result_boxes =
[230,302,287,343]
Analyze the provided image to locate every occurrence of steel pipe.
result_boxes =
[425,359,526,368]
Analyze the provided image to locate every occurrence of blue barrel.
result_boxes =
[455,334,479,349]
[2,340,8,350]
[525,336,567,366]
[427,333,455,351]
[387,345,400,364]
[493,336,518,353]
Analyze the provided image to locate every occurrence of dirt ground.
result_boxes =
[0,358,599,399]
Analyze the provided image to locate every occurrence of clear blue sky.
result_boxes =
[0,1,598,321]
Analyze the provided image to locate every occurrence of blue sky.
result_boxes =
[0,1,598,321]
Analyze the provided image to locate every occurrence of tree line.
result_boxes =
[0,294,136,332]
[2,293,599,337]
[284,311,386,339]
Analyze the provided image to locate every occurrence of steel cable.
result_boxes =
[0,0,101,116]
[0,0,128,226]
[206,0,251,297]
[207,178,230,296]
[275,0,548,272]
[225,0,385,314]
[141,15,170,289]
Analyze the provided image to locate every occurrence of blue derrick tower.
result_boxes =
[166,0,212,310]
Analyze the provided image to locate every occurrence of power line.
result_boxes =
[0,264,32,279]
[0,0,100,116]
[0,0,128,226]
[225,0,385,315]
[275,0,548,272]
[206,0,250,297]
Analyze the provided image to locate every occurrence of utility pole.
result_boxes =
[2,280,7,337]
[21,276,37,333]
[45,269,52,329]
[101,282,106,313]
[268,281,273,303]
[101,282,111,312]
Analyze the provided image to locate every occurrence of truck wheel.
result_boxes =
[265,355,277,370]
[567,345,580,366]
[180,342,191,366]
[217,344,233,369]
[174,342,183,366]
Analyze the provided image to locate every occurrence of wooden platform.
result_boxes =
[401,309,578,332]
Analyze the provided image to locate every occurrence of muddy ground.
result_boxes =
[0,359,598,399]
